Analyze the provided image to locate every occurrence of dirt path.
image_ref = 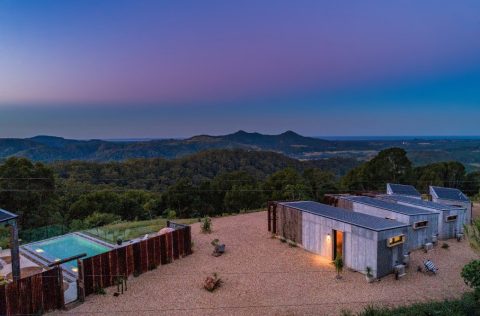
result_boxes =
[56,211,477,316]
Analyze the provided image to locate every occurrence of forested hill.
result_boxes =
[52,149,360,189]
[0,131,336,162]
[3,131,480,170]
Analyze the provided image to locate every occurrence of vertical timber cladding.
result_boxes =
[337,198,353,211]
[0,267,65,316]
[78,226,192,298]
[276,204,303,245]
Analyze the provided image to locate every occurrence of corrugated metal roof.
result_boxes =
[344,196,435,216]
[279,201,407,232]
[381,194,461,212]
[0,208,18,223]
[430,186,470,202]
[387,183,421,197]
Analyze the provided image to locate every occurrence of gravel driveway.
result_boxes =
[56,211,478,316]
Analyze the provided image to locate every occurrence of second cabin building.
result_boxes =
[268,201,408,278]
[333,196,439,251]
[380,194,465,240]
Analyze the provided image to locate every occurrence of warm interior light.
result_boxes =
[71,267,78,273]
[326,233,331,241]
[35,248,44,253]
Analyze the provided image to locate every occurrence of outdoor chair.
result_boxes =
[423,259,438,275]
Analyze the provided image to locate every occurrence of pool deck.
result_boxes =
[0,248,40,279]
[19,232,116,304]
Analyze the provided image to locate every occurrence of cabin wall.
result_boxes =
[351,202,437,250]
[433,198,471,225]
[376,227,408,277]
[439,209,464,239]
[276,204,408,278]
[407,214,438,249]
[275,204,303,244]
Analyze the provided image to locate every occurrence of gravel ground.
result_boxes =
[56,211,478,316]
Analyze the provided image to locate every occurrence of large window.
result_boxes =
[387,235,405,247]
[446,215,458,222]
[413,221,428,229]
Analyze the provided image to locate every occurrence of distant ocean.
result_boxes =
[317,136,480,141]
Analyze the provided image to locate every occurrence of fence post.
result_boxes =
[77,259,85,302]
[56,266,65,309]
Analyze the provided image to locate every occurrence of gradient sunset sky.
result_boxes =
[1,0,480,138]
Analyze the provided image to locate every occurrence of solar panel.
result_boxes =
[387,183,421,197]
[430,186,469,202]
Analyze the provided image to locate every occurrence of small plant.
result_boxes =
[94,286,106,295]
[211,238,225,256]
[201,217,212,233]
[365,266,375,283]
[333,256,344,279]
[203,273,222,292]
[0,275,9,286]
[340,310,354,316]
[288,241,297,247]
[441,242,450,249]
[280,237,287,243]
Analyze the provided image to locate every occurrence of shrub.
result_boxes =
[211,238,219,247]
[203,273,222,292]
[201,217,212,233]
[162,209,177,219]
[461,260,480,295]
[333,256,344,279]
[441,242,450,249]
[94,286,106,295]
[352,292,479,315]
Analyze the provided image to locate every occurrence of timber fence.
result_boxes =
[77,222,192,300]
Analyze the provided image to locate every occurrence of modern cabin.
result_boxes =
[380,194,465,240]
[335,196,439,251]
[267,201,408,278]
[386,183,421,199]
[429,186,472,224]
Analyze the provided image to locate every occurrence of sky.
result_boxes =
[1,0,480,139]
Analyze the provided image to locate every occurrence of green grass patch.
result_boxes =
[83,218,196,244]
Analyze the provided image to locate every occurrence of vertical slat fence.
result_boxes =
[77,224,192,300]
[0,266,64,316]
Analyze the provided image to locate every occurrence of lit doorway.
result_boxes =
[333,230,343,260]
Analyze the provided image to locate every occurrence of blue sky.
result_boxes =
[1,0,480,138]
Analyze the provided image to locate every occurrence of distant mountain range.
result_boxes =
[2,131,480,170]
[0,131,335,162]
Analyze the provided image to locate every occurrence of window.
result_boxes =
[387,235,405,247]
[446,215,458,222]
[413,221,428,229]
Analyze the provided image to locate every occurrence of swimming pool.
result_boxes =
[23,233,111,273]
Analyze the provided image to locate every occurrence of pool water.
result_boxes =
[25,234,110,272]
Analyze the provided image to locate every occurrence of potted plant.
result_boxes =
[333,256,343,279]
[365,266,375,283]
[117,238,123,246]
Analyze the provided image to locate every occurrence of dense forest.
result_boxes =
[0,148,479,237]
